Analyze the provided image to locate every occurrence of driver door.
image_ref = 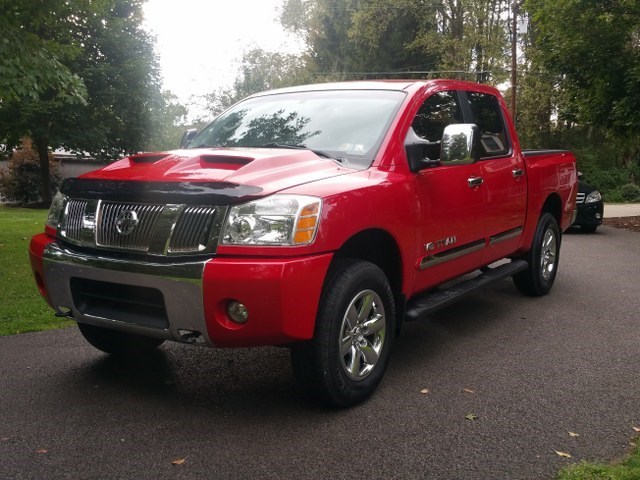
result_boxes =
[411,90,486,294]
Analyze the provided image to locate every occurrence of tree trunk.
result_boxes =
[34,136,51,204]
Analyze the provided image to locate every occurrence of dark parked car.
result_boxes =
[573,177,603,232]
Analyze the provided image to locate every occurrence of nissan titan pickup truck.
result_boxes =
[30,80,578,407]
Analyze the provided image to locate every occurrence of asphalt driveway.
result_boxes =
[2,226,639,480]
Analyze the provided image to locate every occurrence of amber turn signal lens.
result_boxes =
[293,230,315,244]
[296,216,317,230]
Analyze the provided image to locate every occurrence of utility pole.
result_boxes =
[511,1,525,118]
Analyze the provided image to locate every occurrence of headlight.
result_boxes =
[222,195,322,246]
[46,191,67,230]
[585,190,602,203]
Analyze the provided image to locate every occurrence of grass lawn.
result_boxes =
[0,205,73,335]
[558,444,640,479]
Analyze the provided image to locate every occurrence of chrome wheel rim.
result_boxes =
[339,289,386,381]
[540,228,557,281]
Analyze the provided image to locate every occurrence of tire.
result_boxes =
[513,212,561,296]
[291,260,395,408]
[77,322,164,356]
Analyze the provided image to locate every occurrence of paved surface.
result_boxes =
[2,226,640,480]
[605,203,640,218]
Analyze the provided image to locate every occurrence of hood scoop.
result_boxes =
[200,154,254,170]
[130,153,170,163]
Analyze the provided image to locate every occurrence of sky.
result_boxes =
[143,0,304,109]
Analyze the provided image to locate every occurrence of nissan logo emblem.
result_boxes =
[115,210,139,236]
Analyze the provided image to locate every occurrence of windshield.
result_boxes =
[187,89,406,169]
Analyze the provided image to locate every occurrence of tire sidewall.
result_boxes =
[315,260,395,407]
[530,213,561,294]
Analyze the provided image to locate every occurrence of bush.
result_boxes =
[619,183,640,202]
[0,139,61,204]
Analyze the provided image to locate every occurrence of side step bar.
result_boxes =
[404,259,528,322]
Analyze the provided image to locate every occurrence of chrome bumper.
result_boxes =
[43,242,213,346]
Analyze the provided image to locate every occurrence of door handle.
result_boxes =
[468,176,483,188]
[512,168,524,178]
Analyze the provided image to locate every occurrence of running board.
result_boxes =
[404,259,529,322]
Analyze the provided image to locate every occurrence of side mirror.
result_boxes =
[404,127,441,172]
[440,124,481,165]
[577,171,584,180]
[180,129,198,148]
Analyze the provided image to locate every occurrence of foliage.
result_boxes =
[146,90,189,151]
[526,0,640,133]
[514,3,640,199]
[280,0,439,77]
[619,183,640,202]
[201,48,310,119]
[526,125,640,200]
[0,139,60,205]
[0,0,162,202]
[0,206,73,335]
[234,49,310,99]
[410,0,512,83]
[280,0,512,83]
[513,71,555,148]
[0,0,88,105]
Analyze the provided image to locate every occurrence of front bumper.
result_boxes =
[574,202,604,227]
[34,236,333,348]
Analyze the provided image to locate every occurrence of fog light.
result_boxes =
[227,301,249,324]
[595,213,602,219]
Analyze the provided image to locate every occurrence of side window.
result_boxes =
[465,92,510,158]
[412,91,463,160]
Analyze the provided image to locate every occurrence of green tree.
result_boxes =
[147,90,188,152]
[523,0,640,185]
[201,48,310,118]
[0,0,87,104]
[281,0,440,78]
[527,0,640,132]
[409,0,511,83]
[507,13,556,148]
[280,0,511,83]
[0,0,161,203]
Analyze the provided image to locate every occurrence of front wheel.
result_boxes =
[77,322,165,356]
[291,260,395,408]
[513,212,561,296]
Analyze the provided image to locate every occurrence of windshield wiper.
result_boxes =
[258,143,345,163]
[258,142,305,150]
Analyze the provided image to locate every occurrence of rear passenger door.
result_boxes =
[460,90,527,263]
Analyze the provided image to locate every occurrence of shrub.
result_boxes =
[0,139,61,204]
[619,183,640,202]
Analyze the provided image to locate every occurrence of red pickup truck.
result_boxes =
[30,80,577,407]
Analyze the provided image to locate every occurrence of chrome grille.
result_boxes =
[169,206,217,253]
[576,192,586,204]
[63,199,88,242]
[97,202,164,252]
[59,198,224,256]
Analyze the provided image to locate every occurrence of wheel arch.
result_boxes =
[332,229,405,335]
[541,193,562,227]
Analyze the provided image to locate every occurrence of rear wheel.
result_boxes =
[77,322,164,356]
[291,260,395,408]
[513,212,561,296]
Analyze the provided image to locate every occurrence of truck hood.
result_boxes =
[72,148,354,204]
